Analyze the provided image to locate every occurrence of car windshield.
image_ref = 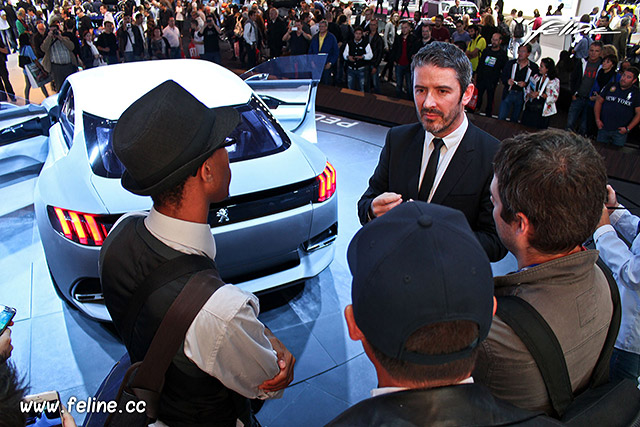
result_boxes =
[240,54,327,81]
[85,96,290,179]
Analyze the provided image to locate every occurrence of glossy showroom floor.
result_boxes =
[9,112,625,426]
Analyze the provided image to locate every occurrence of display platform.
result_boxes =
[2,110,640,425]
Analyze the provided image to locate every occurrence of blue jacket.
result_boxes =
[308,31,339,66]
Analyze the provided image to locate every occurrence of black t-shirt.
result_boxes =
[200,26,220,52]
[288,32,309,55]
[600,82,640,131]
[96,32,118,57]
[477,47,507,84]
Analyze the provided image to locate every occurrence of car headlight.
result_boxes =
[84,112,125,178]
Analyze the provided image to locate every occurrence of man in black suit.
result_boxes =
[357,42,506,262]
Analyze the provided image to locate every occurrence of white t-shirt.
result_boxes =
[163,25,180,48]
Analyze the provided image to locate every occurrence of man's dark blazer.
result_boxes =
[357,121,507,262]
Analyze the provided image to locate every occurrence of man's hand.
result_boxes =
[618,126,628,135]
[259,330,295,392]
[0,325,13,363]
[605,184,619,212]
[507,78,514,86]
[371,192,403,218]
[596,119,604,129]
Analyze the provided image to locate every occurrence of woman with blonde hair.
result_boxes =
[480,13,495,43]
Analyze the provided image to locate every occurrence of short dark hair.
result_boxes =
[591,40,603,49]
[151,177,188,209]
[248,9,256,17]
[370,321,479,385]
[353,25,363,33]
[540,57,557,79]
[626,66,640,80]
[517,10,523,16]
[435,14,443,20]
[520,43,532,53]
[467,24,478,32]
[411,41,472,98]
[493,130,607,254]
[603,53,618,64]
[0,362,27,427]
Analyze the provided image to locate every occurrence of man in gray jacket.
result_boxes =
[474,129,614,415]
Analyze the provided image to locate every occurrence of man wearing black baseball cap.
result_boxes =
[99,80,295,426]
[327,201,560,426]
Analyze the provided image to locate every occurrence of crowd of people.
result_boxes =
[0,0,639,145]
[3,0,640,425]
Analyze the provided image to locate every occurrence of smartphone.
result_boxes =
[23,391,63,427]
[0,305,16,335]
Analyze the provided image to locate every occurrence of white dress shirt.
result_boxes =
[370,377,474,397]
[418,114,469,202]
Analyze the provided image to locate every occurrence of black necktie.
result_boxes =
[418,138,445,201]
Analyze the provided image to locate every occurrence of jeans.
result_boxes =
[347,67,366,91]
[597,129,628,147]
[510,37,524,58]
[123,51,136,62]
[0,29,15,52]
[367,66,381,93]
[498,90,524,122]
[395,64,411,99]
[170,46,181,59]
[202,51,222,65]
[610,348,640,384]
[566,97,590,135]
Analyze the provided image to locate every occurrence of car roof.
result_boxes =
[68,59,253,121]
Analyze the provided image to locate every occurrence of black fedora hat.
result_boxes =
[113,80,241,196]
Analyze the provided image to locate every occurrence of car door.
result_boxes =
[241,54,327,144]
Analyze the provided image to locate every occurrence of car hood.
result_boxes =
[89,136,321,215]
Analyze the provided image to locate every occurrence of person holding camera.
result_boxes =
[41,19,77,92]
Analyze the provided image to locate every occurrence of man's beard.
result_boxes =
[417,105,462,135]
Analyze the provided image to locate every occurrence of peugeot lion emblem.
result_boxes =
[216,208,230,223]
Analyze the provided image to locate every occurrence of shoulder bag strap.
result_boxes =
[496,295,573,418]
[120,241,216,348]
[590,258,622,388]
[129,268,225,419]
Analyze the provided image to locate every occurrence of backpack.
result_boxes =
[234,17,243,38]
[496,259,640,426]
[513,19,525,38]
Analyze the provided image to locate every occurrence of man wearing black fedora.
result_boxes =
[99,80,295,426]
[327,201,561,426]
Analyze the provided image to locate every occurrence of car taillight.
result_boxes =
[316,162,336,202]
[47,206,116,246]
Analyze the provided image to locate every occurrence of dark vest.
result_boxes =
[99,216,251,427]
[347,38,369,69]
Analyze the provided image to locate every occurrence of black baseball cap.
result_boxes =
[347,201,494,365]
